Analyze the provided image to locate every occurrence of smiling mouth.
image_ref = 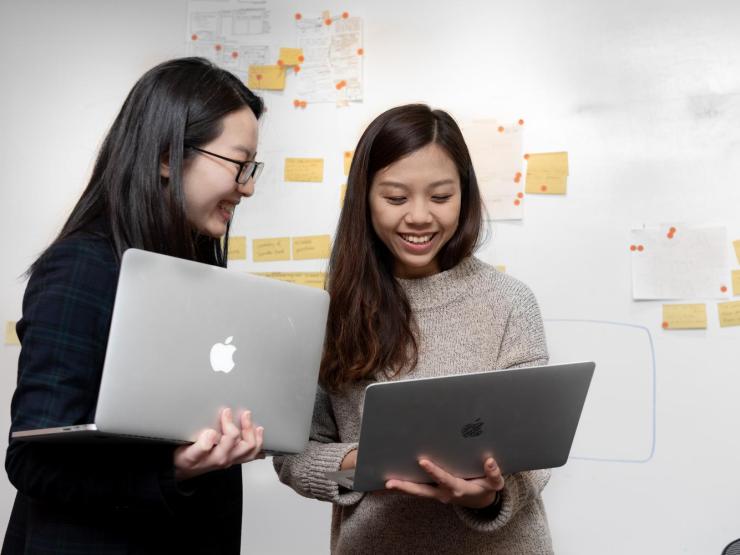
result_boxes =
[399,233,436,246]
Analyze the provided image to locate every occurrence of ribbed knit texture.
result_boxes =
[274,257,554,554]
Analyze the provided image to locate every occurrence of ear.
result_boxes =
[160,157,170,178]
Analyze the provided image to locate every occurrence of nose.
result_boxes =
[404,199,433,225]
[237,178,255,198]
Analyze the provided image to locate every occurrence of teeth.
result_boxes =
[219,202,234,214]
[402,234,432,244]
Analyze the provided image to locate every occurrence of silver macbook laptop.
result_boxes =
[325,361,595,491]
[12,248,329,455]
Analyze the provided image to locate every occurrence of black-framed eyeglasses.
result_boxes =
[187,145,264,185]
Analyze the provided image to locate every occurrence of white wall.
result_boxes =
[1,1,740,553]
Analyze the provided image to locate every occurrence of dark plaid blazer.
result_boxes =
[3,223,242,554]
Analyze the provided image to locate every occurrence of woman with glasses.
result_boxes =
[4,57,265,554]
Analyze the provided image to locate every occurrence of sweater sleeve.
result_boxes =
[273,386,364,506]
[455,280,551,532]
[5,239,188,514]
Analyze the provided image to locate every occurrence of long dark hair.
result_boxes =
[32,57,263,273]
[320,104,484,392]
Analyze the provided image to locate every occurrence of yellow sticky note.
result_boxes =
[278,47,303,66]
[340,184,347,205]
[718,300,740,327]
[247,65,286,90]
[292,235,331,260]
[228,236,247,260]
[494,265,506,273]
[253,238,291,262]
[525,173,567,194]
[662,304,707,330]
[734,240,740,264]
[284,158,324,182]
[733,270,740,297]
[5,321,20,346]
[343,151,353,176]
[525,152,569,175]
[254,272,326,289]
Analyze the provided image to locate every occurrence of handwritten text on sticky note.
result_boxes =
[228,236,247,260]
[253,238,291,262]
[662,304,707,329]
[718,300,740,327]
[292,235,331,260]
[284,158,324,182]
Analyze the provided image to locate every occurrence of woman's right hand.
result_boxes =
[340,448,357,471]
[173,408,264,482]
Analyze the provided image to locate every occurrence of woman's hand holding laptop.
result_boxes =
[174,408,264,481]
[384,456,505,510]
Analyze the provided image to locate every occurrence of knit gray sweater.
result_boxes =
[274,257,553,554]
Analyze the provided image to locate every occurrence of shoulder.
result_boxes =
[25,226,120,313]
[32,227,118,283]
[463,257,540,308]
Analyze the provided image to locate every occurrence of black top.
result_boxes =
[3,221,242,554]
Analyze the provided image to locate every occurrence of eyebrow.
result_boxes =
[376,179,457,190]
[231,145,256,158]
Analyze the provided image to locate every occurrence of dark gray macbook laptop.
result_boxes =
[12,248,329,455]
[325,361,595,491]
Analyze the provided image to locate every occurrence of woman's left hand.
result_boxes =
[385,457,504,509]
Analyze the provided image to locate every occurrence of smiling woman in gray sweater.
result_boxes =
[274,104,553,554]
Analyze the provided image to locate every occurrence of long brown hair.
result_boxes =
[321,104,484,392]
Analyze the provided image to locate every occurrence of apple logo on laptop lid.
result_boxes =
[461,418,484,438]
[210,336,237,373]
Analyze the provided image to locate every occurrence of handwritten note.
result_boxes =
[463,120,524,220]
[525,152,569,195]
[278,47,303,66]
[631,225,728,300]
[4,321,20,346]
[733,270,740,297]
[247,65,286,90]
[254,272,326,289]
[662,304,707,329]
[253,238,291,262]
[284,158,324,182]
[718,300,740,327]
[292,235,331,260]
[227,236,246,260]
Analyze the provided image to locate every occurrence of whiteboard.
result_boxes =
[1,1,739,553]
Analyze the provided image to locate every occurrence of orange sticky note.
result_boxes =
[252,238,291,262]
[284,158,324,182]
[343,151,353,176]
[661,304,707,330]
[278,48,303,66]
[292,235,331,260]
[525,174,567,195]
[525,152,569,195]
[718,300,740,327]
[526,152,569,175]
[5,321,20,346]
[732,269,740,297]
[247,65,286,90]
[227,236,247,260]
[253,272,326,289]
